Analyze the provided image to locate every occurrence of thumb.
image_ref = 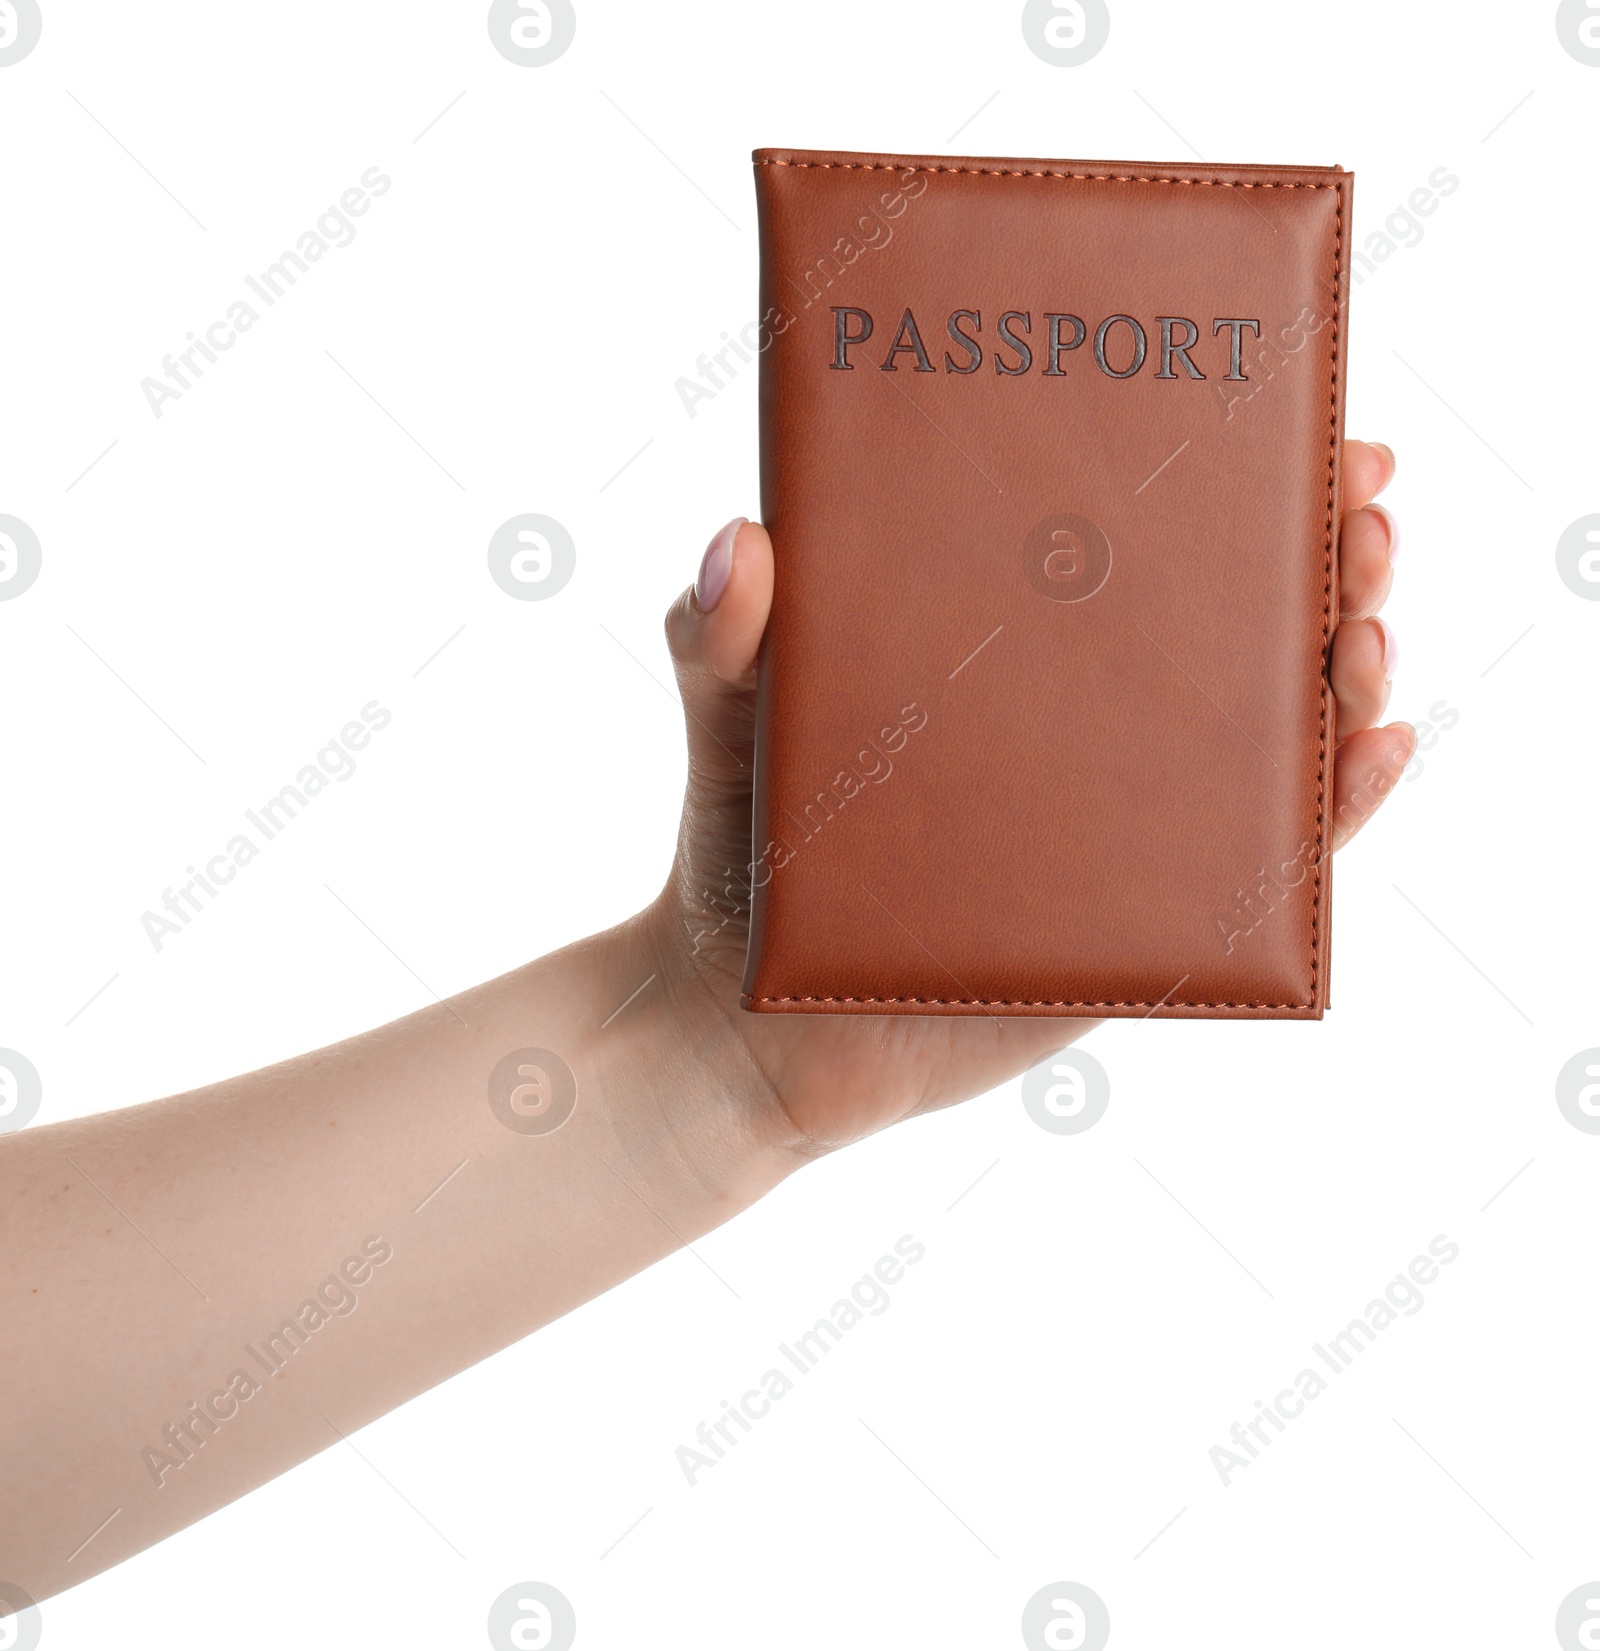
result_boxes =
[662,519,773,944]
[663,517,773,798]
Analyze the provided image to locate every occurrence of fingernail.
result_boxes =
[1377,617,1399,682]
[1369,501,1399,566]
[1370,442,1397,494]
[696,517,745,613]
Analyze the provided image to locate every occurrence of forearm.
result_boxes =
[0,907,798,1600]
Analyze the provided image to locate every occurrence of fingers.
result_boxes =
[663,517,774,801]
[662,501,1409,875]
[1339,501,1397,619]
[1330,723,1415,851]
[1340,439,1398,622]
[1331,616,1397,740]
[1328,441,1407,852]
[1343,439,1395,512]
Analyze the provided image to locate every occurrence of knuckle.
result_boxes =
[663,588,698,659]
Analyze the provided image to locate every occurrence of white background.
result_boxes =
[2,1,1597,1646]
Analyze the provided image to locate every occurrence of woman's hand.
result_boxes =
[644,439,1409,1158]
[0,451,1406,1601]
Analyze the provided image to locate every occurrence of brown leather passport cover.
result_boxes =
[741,148,1352,1020]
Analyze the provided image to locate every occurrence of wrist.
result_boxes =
[575,905,814,1223]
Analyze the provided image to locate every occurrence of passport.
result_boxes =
[741,148,1354,1020]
